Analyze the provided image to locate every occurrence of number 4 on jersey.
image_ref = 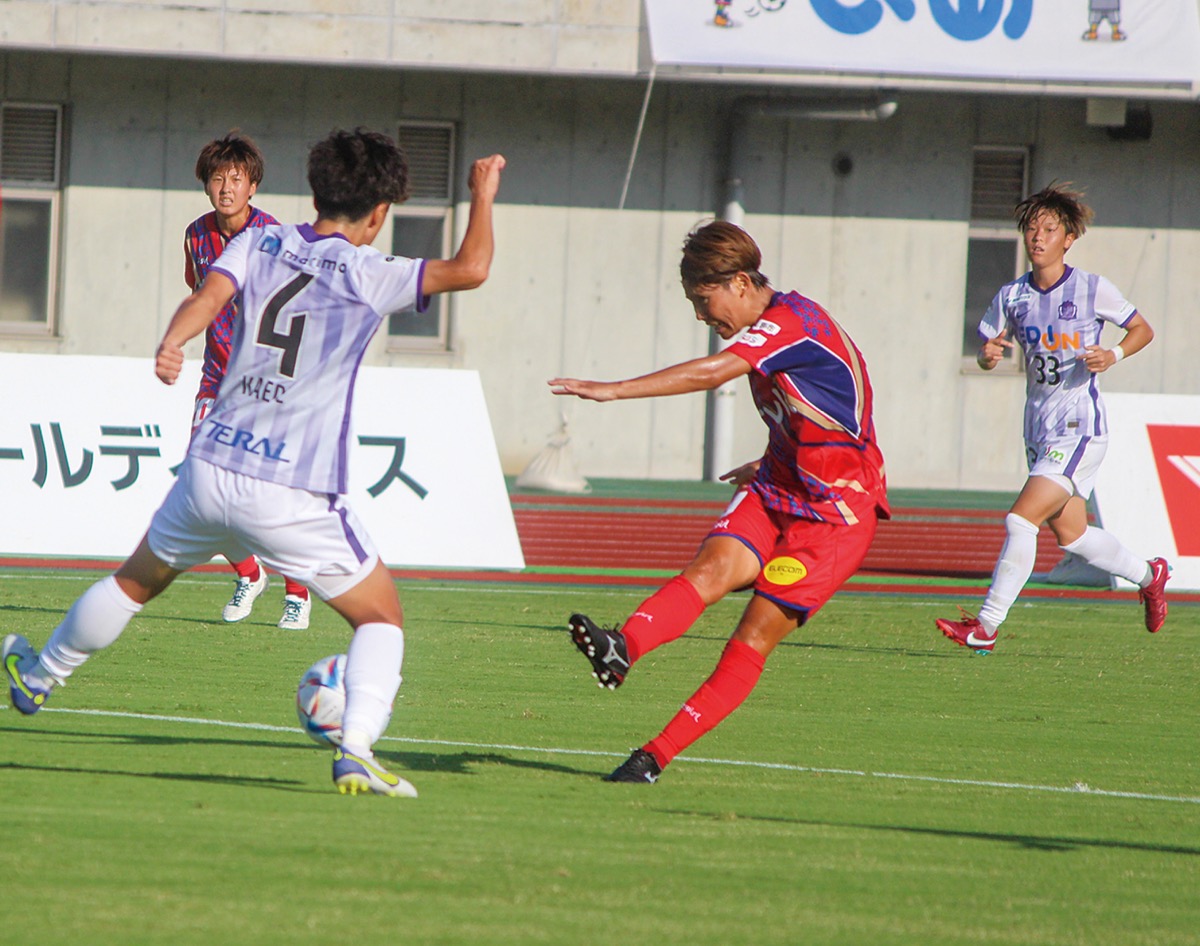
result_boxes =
[257,273,313,378]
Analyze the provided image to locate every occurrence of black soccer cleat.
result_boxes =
[568,612,631,690]
[603,748,662,784]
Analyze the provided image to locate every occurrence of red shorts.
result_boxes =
[709,488,878,621]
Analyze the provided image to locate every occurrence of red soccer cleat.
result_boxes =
[936,608,997,653]
[1138,557,1170,633]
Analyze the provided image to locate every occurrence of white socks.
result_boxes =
[1062,527,1152,587]
[341,622,405,755]
[34,576,143,687]
[978,513,1040,633]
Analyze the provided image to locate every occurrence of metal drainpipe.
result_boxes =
[703,94,897,481]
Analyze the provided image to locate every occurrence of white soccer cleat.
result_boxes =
[277,594,311,631]
[222,570,268,622]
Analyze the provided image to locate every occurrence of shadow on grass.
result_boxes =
[379,748,599,780]
[658,808,1200,857]
[0,724,602,787]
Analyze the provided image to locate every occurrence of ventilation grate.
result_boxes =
[1,105,61,186]
[399,122,454,203]
[970,148,1026,223]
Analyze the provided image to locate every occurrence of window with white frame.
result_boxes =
[0,103,62,335]
[388,121,455,350]
[962,146,1027,368]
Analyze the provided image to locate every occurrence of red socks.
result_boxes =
[232,557,260,580]
[232,558,308,600]
[621,575,706,663]
[645,638,765,769]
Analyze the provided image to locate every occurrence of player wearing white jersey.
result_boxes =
[982,267,1134,446]
[3,129,506,797]
[190,222,425,494]
[937,184,1168,653]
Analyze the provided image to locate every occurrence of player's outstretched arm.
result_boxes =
[549,350,750,402]
[422,154,506,295]
[1083,312,1154,373]
[155,271,235,385]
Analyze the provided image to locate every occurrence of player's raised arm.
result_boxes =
[422,154,506,295]
[549,350,750,402]
[155,270,236,385]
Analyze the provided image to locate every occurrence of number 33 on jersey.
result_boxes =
[979,265,1136,443]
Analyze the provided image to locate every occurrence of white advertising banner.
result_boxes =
[0,353,524,570]
[1095,393,1200,591]
[646,0,1200,89]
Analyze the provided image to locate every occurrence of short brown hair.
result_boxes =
[194,131,265,186]
[680,220,770,291]
[1015,183,1094,237]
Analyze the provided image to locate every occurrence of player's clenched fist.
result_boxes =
[469,154,505,200]
[156,342,184,385]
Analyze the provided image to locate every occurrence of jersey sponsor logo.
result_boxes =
[1022,325,1081,352]
[203,420,290,463]
[739,332,768,348]
[762,555,808,585]
[1041,446,1066,463]
[751,318,782,336]
[259,233,282,257]
[281,249,348,273]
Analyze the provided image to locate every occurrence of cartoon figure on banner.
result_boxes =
[712,0,786,28]
[1083,0,1126,41]
[712,0,734,27]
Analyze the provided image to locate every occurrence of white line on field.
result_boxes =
[0,572,651,598]
[5,704,1197,806]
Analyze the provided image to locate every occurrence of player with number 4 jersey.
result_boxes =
[3,129,506,799]
[192,224,424,494]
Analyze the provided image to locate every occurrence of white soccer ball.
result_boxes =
[296,654,347,747]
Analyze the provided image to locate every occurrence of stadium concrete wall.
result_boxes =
[1,48,1198,492]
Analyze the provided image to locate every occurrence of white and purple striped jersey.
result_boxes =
[979,265,1136,444]
[188,223,426,494]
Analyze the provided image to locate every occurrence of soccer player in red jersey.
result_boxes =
[185,132,311,630]
[550,220,889,783]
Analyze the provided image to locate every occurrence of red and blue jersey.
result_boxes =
[726,291,889,526]
[184,206,278,400]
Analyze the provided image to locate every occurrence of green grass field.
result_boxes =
[2,569,1197,945]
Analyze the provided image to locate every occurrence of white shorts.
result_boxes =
[146,457,380,601]
[1025,435,1107,500]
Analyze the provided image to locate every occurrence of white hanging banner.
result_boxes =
[645,0,1200,90]
[0,353,524,571]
